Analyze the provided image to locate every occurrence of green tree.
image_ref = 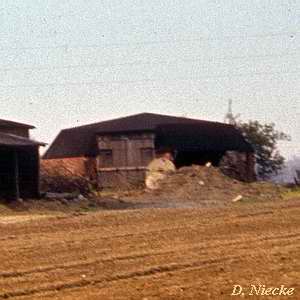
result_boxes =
[237,121,290,180]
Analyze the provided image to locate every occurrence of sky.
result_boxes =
[0,0,299,158]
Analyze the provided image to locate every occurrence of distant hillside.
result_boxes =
[273,156,300,183]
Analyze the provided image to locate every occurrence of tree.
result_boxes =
[237,120,290,180]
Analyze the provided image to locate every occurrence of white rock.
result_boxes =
[232,195,243,202]
[205,162,212,167]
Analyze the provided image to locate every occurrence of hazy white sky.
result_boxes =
[0,0,299,157]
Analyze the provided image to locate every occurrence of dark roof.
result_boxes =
[0,133,45,147]
[0,119,35,129]
[156,124,253,152]
[44,113,253,159]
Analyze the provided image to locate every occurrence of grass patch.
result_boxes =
[282,187,300,200]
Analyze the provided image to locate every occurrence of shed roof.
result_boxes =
[0,133,45,147]
[0,119,35,129]
[44,113,253,159]
[156,124,253,152]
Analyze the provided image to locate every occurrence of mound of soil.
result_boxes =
[135,165,283,206]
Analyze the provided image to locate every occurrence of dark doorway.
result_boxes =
[18,148,40,198]
[0,147,40,200]
[0,149,16,199]
[174,150,225,168]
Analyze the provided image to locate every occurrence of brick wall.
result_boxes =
[41,157,97,179]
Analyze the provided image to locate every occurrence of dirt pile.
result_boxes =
[139,165,283,206]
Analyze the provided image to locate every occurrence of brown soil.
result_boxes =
[123,165,284,207]
[0,198,299,299]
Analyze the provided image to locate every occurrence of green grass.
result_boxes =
[282,187,300,200]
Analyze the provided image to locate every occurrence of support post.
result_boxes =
[36,147,41,198]
[13,149,20,200]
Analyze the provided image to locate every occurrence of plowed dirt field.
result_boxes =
[0,199,299,299]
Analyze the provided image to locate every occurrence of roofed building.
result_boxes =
[43,113,256,189]
[0,119,45,200]
[0,119,35,138]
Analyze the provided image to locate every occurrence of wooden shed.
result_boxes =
[0,120,44,200]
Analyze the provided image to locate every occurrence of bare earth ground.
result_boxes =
[0,198,299,300]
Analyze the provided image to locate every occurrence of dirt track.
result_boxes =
[0,199,299,299]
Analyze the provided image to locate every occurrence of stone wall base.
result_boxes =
[97,168,146,190]
[219,151,256,182]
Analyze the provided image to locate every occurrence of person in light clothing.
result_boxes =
[145,151,176,190]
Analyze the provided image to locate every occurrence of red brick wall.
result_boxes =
[41,157,97,179]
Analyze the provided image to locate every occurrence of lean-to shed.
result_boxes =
[0,119,45,200]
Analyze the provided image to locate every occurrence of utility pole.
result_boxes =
[224,99,240,125]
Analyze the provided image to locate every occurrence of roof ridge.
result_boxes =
[61,113,143,131]
[0,132,46,145]
[61,112,230,132]
[0,118,35,129]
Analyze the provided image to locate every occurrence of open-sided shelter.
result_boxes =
[0,119,45,200]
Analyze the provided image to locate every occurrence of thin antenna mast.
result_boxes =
[224,99,240,125]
